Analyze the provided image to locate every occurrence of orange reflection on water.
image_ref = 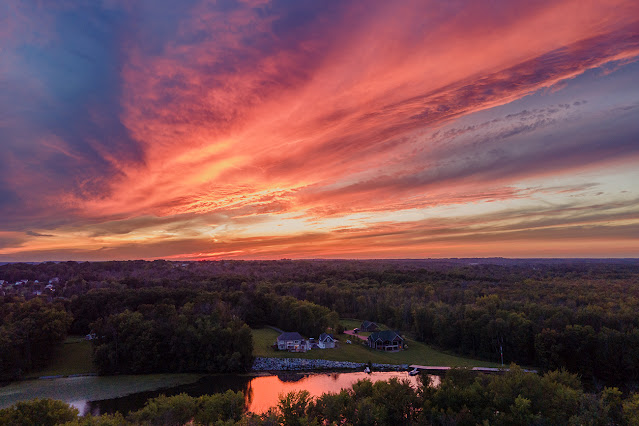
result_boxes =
[245,371,438,414]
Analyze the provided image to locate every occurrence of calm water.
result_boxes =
[81,371,438,415]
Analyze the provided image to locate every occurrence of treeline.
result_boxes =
[3,259,639,386]
[0,298,71,380]
[70,287,339,340]
[241,264,639,388]
[91,303,253,374]
[68,287,339,374]
[71,288,255,374]
[0,390,245,426]
[4,367,639,425]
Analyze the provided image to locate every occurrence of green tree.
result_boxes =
[277,391,314,426]
[0,398,78,426]
[195,391,245,424]
[128,393,197,426]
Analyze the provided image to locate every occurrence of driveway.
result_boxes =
[343,330,367,341]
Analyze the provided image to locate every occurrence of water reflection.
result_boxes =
[85,374,251,416]
[246,371,430,414]
[87,371,439,416]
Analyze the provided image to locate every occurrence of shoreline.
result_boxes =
[252,356,409,372]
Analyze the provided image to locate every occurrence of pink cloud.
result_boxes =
[2,0,639,259]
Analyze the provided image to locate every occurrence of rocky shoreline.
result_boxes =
[252,357,409,372]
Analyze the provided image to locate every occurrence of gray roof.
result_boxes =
[368,330,403,342]
[277,332,304,341]
[319,333,334,341]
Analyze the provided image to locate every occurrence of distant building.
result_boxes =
[360,320,379,332]
[318,333,336,349]
[367,330,405,351]
[276,332,309,352]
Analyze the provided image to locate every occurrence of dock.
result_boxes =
[409,365,537,373]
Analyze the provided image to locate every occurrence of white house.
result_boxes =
[318,333,336,349]
[276,332,310,352]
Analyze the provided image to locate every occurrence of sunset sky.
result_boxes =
[1,0,639,261]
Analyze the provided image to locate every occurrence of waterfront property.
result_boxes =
[318,333,336,349]
[367,330,405,351]
[276,332,309,352]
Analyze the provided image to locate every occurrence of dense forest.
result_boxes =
[3,367,639,425]
[1,259,638,388]
[0,299,71,380]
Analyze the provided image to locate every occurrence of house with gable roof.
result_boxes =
[318,333,336,349]
[367,330,405,351]
[360,320,379,332]
[276,332,310,352]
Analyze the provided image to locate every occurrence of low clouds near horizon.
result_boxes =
[1,0,639,261]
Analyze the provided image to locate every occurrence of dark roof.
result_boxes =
[319,333,334,341]
[277,332,304,341]
[367,330,403,342]
[361,320,378,329]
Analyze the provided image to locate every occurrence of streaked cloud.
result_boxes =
[1,0,638,260]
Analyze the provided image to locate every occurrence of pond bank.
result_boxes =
[252,357,409,371]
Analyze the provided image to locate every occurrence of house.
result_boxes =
[276,332,309,352]
[367,330,405,351]
[318,333,336,349]
[360,320,379,332]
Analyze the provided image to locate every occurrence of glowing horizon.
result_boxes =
[1,0,639,261]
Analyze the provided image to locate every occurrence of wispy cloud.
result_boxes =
[1,0,638,259]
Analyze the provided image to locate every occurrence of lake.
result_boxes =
[1,371,438,416]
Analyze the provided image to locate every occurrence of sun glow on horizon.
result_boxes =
[1,1,638,261]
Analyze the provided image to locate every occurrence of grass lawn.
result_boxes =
[252,327,499,368]
[28,336,96,378]
[340,318,365,330]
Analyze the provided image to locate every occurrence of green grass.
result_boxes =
[340,318,364,330]
[28,336,96,378]
[252,327,499,368]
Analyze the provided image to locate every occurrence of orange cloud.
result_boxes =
[1,0,639,259]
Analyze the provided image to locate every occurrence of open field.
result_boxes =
[27,336,95,378]
[252,327,499,367]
